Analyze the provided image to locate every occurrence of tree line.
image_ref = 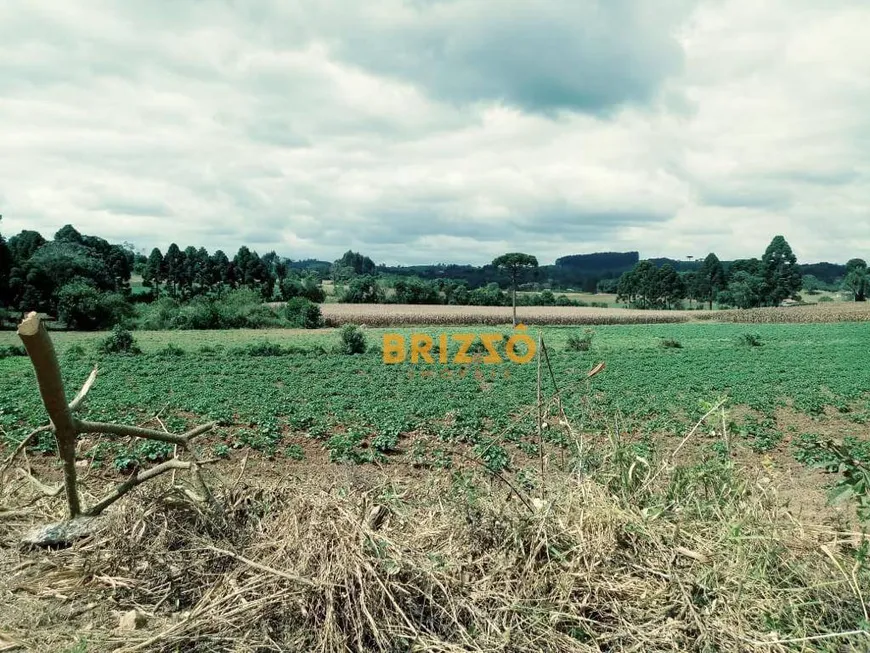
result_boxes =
[615,235,867,309]
[1,218,866,331]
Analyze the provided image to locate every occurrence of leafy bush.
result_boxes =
[566,329,595,352]
[660,338,683,349]
[279,276,325,303]
[285,297,322,329]
[135,289,282,330]
[338,324,367,355]
[0,344,27,358]
[737,333,763,347]
[65,344,87,359]
[340,276,385,304]
[99,325,141,354]
[156,343,186,357]
[57,280,132,330]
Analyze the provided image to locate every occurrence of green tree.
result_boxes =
[211,250,231,291]
[56,280,131,330]
[15,242,116,314]
[164,243,183,297]
[332,250,376,282]
[721,271,765,309]
[0,216,11,307]
[843,258,868,302]
[656,263,686,309]
[761,235,801,306]
[143,247,164,298]
[340,275,385,303]
[393,278,440,304]
[7,230,46,265]
[492,252,538,326]
[696,253,726,309]
[54,224,84,244]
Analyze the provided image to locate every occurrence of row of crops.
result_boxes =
[1,322,868,473]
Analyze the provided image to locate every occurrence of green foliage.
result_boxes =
[332,250,376,282]
[0,344,26,358]
[491,253,538,276]
[695,253,726,309]
[392,278,440,304]
[617,261,686,309]
[285,297,322,329]
[1,322,869,482]
[737,333,763,347]
[566,329,595,352]
[738,416,782,453]
[843,259,868,302]
[240,341,291,357]
[473,440,510,473]
[761,235,802,306]
[156,343,186,357]
[338,324,367,355]
[814,440,870,521]
[99,325,141,355]
[660,338,682,349]
[279,275,325,303]
[326,430,379,464]
[340,276,385,303]
[135,289,282,330]
[284,443,305,460]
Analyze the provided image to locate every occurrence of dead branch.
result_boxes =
[0,425,51,476]
[69,366,98,412]
[15,468,63,497]
[87,459,192,516]
[13,313,219,529]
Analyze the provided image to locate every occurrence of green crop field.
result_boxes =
[4,321,870,652]
[2,322,868,475]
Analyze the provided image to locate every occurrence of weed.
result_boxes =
[659,338,683,349]
[473,441,510,474]
[566,329,595,352]
[739,416,782,453]
[99,325,141,355]
[738,333,763,347]
[156,343,186,357]
[338,324,367,355]
[372,431,399,453]
[284,443,305,460]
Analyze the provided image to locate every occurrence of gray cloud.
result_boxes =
[0,0,868,265]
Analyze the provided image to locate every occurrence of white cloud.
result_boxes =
[0,0,867,265]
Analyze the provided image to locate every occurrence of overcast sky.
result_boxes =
[1,0,868,266]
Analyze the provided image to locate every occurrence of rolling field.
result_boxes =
[3,320,870,651]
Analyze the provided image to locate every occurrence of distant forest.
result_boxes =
[0,215,866,331]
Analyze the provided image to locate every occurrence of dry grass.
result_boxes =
[318,302,870,327]
[2,460,868,652]
[717,302,870,323]
[321,303,693,327]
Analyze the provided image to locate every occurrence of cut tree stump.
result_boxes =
[13,312,219,547]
